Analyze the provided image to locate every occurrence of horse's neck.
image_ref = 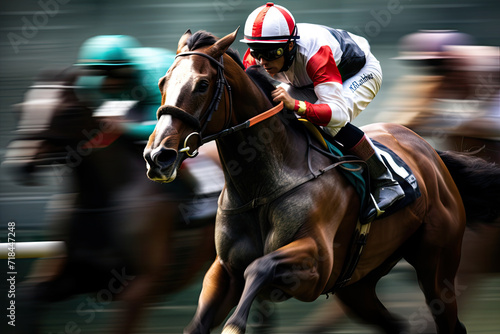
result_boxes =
[217,67,307,203]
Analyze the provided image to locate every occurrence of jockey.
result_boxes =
[74,35,176,140]
[241,2,405,219]
[75,35,142,108]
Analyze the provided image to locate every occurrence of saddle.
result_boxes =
[300,119,421,224]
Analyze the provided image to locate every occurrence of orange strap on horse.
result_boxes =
[248,101,284,127]
[201,101,284,144]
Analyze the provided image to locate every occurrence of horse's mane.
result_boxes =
[187,31,299,127]
[187,31,278,106]
[245,65,279,106]
[187,30,245,70]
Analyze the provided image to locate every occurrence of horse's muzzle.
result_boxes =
[144,146,179,183]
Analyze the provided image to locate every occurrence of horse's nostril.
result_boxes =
[152,147,177,168]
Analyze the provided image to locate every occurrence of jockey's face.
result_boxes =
[250,42,294,76]
[259,56,285,77]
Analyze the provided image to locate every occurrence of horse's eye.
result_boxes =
[197,80,209,93]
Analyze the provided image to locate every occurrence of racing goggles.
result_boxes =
[250,46,285,61]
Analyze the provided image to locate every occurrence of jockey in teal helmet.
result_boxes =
[74,35,176,140]
[75,35,141,104]
[77,35,141,66]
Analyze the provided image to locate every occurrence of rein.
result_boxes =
[201,101,283,143]
[157,51,284,157]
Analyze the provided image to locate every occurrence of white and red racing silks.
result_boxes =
[243,23,370,129]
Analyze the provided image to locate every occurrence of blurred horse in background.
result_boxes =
[390,41,500,292]
[381,37,500,332]
[3,66,221,334]
[440,46,500,309]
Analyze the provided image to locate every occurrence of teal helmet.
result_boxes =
[76,35,141,66]
[73,35,177,140]
[74,35,142,105]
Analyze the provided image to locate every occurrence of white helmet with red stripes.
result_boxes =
[240,3,299,44]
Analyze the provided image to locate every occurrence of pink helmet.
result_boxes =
[396,30,474,60]
[240,3,299,44]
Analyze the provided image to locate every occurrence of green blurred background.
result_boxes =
[1,1,499,333]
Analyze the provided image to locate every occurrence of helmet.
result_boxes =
[395,30,474,60]
[240,3,299,44]
[74,35,142,106]
[76,35,141,66]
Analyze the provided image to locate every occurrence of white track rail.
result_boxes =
[0,241,65,259]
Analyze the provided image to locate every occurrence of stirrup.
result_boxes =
[370,193,385,217]
[363,193,385,224]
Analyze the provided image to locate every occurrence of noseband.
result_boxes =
[157,51,283,158]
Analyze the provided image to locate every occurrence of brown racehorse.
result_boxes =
[143,29,500,334]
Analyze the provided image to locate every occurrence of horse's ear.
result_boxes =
[209,27,239,58]
[177,29,192,54]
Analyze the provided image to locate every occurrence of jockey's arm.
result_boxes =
[297,46,351,130]
[296,81,350,129]
[243,46,351,132]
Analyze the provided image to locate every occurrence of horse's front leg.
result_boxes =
[184,256,244,334]
[222,237,332,334]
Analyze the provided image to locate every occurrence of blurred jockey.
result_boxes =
[74,35,176,140]
[390,30,476,132]
[241,3,404,219]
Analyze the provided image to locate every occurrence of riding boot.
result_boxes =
[349,135,405,219]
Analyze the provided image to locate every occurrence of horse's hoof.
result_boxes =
[222,324,243,334]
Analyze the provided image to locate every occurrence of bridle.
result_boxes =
[156,51,232,158]
[156,51,283,158]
